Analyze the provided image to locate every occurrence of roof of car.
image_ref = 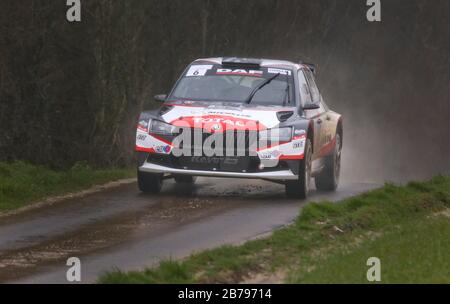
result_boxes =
[193,57,305,70]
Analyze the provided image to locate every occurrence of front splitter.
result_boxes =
[139,162,298,181]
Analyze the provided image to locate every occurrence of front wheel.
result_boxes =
[138,171,163,194]
[315,133,342,191]
[285,138,312,199]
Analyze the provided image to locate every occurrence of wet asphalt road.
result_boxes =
[0,178,379,283]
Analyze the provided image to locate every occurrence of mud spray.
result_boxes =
[285,2,450,184]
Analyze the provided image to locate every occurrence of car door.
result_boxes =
[298,69,328,160]
[304,69,335,157]
[317,98,336,156]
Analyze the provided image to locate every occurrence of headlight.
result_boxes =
[150,120,177,135]
[259,127,292,142]
[137,118,151,132]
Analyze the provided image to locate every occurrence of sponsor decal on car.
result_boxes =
[293,141,304,149]
[190,157,240,166]
[136,134,147,141]
[216,69,263,77]
[171,115,266,132]
[186,65,213,77]
[259,150,282,159]
[268,68,292,76]
[155,145,172,154]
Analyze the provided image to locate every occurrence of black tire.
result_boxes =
[174,175,197,184]
[315,133,342,191]
[137,170,163,194]
[285,139,312,199]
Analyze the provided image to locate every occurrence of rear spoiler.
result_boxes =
[221,57,261,69]
[300,61,317,75]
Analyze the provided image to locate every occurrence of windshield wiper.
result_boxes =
[244,73,281,104]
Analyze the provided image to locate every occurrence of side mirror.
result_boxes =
[302,103,320,110]
[154,94,167,102]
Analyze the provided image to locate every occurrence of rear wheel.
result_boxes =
[137,170,163,194]
[315,133,342,191]
[285,139,312,199]
[174,175,197,184]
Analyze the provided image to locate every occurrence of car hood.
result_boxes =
[160,100,296,131]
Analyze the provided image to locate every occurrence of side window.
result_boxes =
[304,70,320,103]
[298,71,312,105]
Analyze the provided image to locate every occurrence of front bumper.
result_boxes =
[139,162,298,181]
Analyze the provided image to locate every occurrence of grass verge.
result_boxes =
[99,175,450,284]
[0,161,135,212]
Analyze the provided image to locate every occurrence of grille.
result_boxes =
[178,129,258,157]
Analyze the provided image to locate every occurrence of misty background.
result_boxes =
[0,0,449,183]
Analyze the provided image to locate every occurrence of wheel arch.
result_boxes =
[307,120,315,154]
[336,117,343,149]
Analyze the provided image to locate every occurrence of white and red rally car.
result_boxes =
[136,57,342,198]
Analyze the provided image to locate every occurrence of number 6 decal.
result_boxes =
[186,65,213,77]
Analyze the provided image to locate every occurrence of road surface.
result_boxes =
[0,178,379,283]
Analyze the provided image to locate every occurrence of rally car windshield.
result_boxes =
[169,65,295,106]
